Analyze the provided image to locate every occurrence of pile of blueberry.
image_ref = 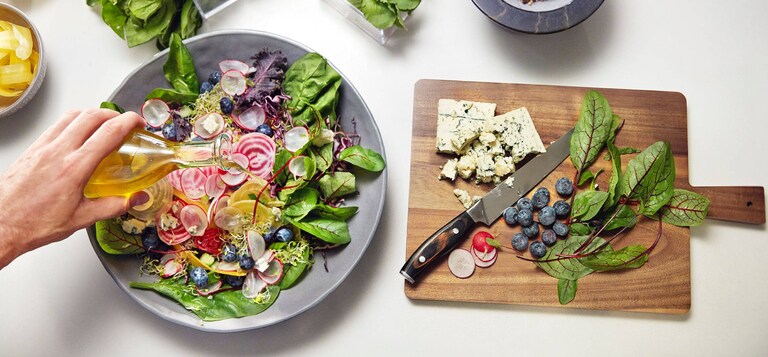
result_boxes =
[503,177,574,259]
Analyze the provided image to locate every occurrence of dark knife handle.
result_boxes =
[400,211,475,284]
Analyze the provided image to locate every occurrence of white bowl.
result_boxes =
[0,3,46,119]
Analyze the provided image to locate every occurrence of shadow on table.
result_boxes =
[0,75,50,147]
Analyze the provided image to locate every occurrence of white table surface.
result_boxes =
[1,1,767,356]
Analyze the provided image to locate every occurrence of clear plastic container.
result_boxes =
[323,0,408,45]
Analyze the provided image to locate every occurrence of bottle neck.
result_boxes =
[174,133,236,170]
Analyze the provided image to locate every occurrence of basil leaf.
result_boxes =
[569,90,613,173]
[284,53,342,126]
[100,0,129,39]
[558,279,577,305]
[620,141,675,217]
[178,0,202,39]
[124,0,176,47]
[354,0,399,29]
[571,191,608,221]
[318,172,356,200]
[129,0,163,21]
[580,245,648,271]
[536,235,608,281]
[130,280,280,321]
[603,205,638,231]
[313,204,358,221]
[286,217,351,244]
[100,101,125,113]
[163,32,199,94]
[95,219,143,255]
[338,145,385,172]
[658,189,710,227]
[386,0,421,11]
[284,188,319,220]
[145,87,199,104]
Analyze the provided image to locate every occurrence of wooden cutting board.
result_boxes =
[404,79,765,314]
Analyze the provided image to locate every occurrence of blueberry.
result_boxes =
[532,188,551,210]
[522,223,539,238]
[530,241,547,259]
[161,123,178,141]
[553,222,569,237]
[239,256,255,270]
[555,177,574,197]
[516,208,534,226]
[222,274,244,288]
[208,71,222,85]
[517,197,533,211]
[220,244,237,262]
[200,81,214,93]
[553,200,571,218]
[542,230,557,246]
[190,267,208,288]
[255,123,273,137]
[538,206,556,226]
[141,228,160,251]
[220,97,234,114]
[263,227,277,244]
[511,233,528,251]
[275,227,294,243]
[503,206,519,225]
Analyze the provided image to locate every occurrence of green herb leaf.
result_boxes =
[338,145,386,172]
[284,53,342,126]
[276,247,311,290]
[309,143,334,173]
[163,32,199,94]
[284,188,320,220]
[578,168,603,187]
[605,141,623,208]
[128,0,164,21]
[486,238,502,249]
[558,279,578,305]
[100,0,129,39]
[178,0,202,39]
[353,0,399,29]
[607,114,623,144]
[387,0,421,11]
[94,219,144,255]
[286,217,351,244]
[658,189,710,227]
[124,0,176,47]
[536,235,608,281]
[130,280,280,321]
[145,87,199,104]
[273,149,293,186]
[100,101,125,113]
[569,223,593,236]
[603,205,638,231]
[571,191,609,221]
[312,204,359,221]
[87,0,101,7]
[569,90,614,173]
[277,178,308,202]
[580,245,648,271]
[617,147,641,155]
[318,172,356,200]
[620,141,675,217]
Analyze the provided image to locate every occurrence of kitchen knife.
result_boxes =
[400,129,574,284]
[193,0,238,19]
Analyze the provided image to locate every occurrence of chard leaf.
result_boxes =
[620,141,675,217]
[100,101,125,113]
[95,219,144,255]
[277,178,308,202]
[658,189,710,227]
[603,205,638,231]
[536,235,608,281]
[580,245,648,271]
[338,145,386,172]
[129,0,163,20]
[578,168,603,187]
[569,90,613,173]
[284,53,342,126]
[571,191,609,221]
[558,279,577,305]
[286,217,351,244]
[101,0,129,39]
[607,114,623,144]
[312,204,358,221]
[163,33,198,94]
[569,223,593,236]
[284,188,319,220]
[272,149,292,185]
[318,172,356,200]
[617,147,641,155]
[145,87,199,104]
[309,143,334,173]
[130,280,279,321]
[605,141,622,208]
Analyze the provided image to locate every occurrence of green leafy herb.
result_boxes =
[145,88,199,103]
[569,223,593,236]
[94,219,144,255]
[284,53,342,126]
[605,141,623,208]
[286,217,351,244]
[486,238,502,249]
[309,144,334,173]
[163,33,199,94]
[318,172,356,200]
[536,236,607,281]
[580,245,648,271]
[602,205,638,231]
[569,90,613,173]
[658,189,710,227]
[284,188,320,220]
[312,204,359,221]
[558,279,577,305]
[620,141,675,216]
[571,191,609,221]
[100,101,125,113]
[338,145,386,172]
[347,0,421,30]
[578,168,603,187]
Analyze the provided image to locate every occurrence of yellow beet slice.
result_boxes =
[0,62,32,85]
[0,86,22,97]
[0,31,18,50]
[11,24,32,60]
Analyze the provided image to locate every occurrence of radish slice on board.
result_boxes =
[167,169,185,191]
[161,259,184,278]
[179,204,208,236]
[220,70,246,96]
[284,127,309,152]
[242,272,267,298]
[235,106,266,131]
[213,206,244,231]
[195,281,223,296]
[141,99,170,128]
[247,230,266,260]
[448,248,475,279]
[219,59,249,75]
[235,133,276,179]
[257,259,283,285]
[181,168,207,199]
[205,174,226,198]
[194,113,225,139]
[470,247,498,268]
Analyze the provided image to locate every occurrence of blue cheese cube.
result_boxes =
[485,107,546,163]
[436,99,496,154]
[439,158,459,181]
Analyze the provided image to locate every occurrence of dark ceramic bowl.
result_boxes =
[472,0,604,34]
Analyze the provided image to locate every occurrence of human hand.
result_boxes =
[0,109,149,268]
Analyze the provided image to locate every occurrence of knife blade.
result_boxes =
[193,0,238,19]
[400,129,573,284]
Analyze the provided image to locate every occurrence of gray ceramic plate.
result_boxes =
[87,30,387,332]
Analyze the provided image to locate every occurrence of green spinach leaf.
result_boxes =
[605,141,622,208]
[284,53,342,126]
[145,87,199,104]
[129,0,164,20]
[178,0,202,39]
[569,223,593,236]
[602,205,638,231]
[338,145,386,172]
[569,90,613,173]
[100,0,129,39]
[309,143,334,173]
[124,0,176,47]
[163,32,199,94]
[658,189,710,227]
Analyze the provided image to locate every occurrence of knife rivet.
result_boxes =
[452,228,459,234]
[418,256,425,263]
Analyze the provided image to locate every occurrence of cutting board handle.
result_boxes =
[691,186,765,225]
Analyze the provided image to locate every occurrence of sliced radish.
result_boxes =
[220,153,249,186]
[247,230,266,260]
[161,259,184,278]
[235,133,276,179]
[179,204,208,236]
[199,166,218,178]
[448,248,475,279]
[216,261,240,272]
[257,259,283,285]
[234,106,266,131]
[141,99,170,128]
[205,174,226,198]
[167,169,185,191]
[157,210,192,245]
[213,206,244,231]
[219,59,249,75]
[181,168,207,199]
[195,280,223,296]
[220,70,246,96]
[242,271,267,298]
[288,156,308,179]
[472,247,498,268]
[284,127,310,153]
[471,246,497,263]
[193,113,225,139]
[207,194,230,222]
[255,250,275,272]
